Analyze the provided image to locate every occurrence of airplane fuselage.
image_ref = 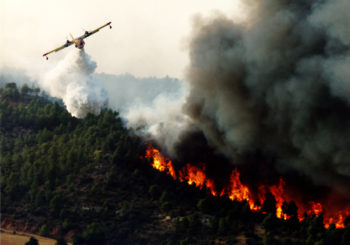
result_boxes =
[74,38,85,49]
[64,38,85,49]
[43,21,111,60]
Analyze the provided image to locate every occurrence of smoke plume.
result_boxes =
[41,49,108,118]
[125,0,350,199]
[0,67,36,88]
[176,0,350,196]
[126,90,190,157]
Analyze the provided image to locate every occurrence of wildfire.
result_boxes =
[324,211,349,229]
[220,169,260,211]
[145,146,176,179]
[308,202,323,217]
[269,178,288,220]
[145,145,217,195]
[144,144,350,229]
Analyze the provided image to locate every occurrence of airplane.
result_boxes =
[43,21,112,60]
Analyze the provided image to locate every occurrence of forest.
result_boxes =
[1,82,350,245]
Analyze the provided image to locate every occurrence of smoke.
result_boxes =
[96,73,183,113]
[0,67,36,88]
[173,0,350,196]
[124,0,350,198]
[91,72,187,155]
[31,0,350,197]
[124,82,190,157]
[41,49,108,118]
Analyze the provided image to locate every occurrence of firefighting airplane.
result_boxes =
[43,22,112,60]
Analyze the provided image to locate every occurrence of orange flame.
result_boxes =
[145,146,176,179]
[145,145,216,195]
[309,202,323,216]
[324,210,349,229]
[178,164,217,196]
[144,144,350,229]
[220,169,260,211]
[269,178,288,220]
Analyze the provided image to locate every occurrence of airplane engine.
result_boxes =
[43,21,111,59]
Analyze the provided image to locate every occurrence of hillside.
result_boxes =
[1,82,350,245]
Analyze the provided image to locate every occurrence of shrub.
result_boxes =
[148,184,161,200]
[82,222,105,245]
[39,224,49,236]
[261,213,277,231]
[197,197,212,213]
[25,237,38,245]
[263,232,276,245]
[160,201,171,213]
[56,237,68,245]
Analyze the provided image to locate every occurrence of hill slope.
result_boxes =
[1,82,350,245]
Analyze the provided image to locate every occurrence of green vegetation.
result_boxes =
[25,237,39,245]
[1,82,350,245]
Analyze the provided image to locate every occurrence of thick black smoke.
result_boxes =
[177,0,350,196]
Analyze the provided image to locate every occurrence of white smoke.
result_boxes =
[124,84,190,156]
[41,49,108,118]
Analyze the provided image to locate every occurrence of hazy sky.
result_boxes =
[1,0,245,79]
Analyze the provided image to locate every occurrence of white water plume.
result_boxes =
[41,49,108,118]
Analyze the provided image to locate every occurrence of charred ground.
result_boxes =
[1,83,350,245]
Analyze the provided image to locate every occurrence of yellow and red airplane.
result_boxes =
[43,21,112,60]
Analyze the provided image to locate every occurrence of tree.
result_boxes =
[148,184,161,200]
[283,201,298,219]
[160,201,171,213]
[62,218,72,232]
[174,217,189,234]
[261,213,277,231]
[217,217,229,235]
[34,190,45,207]
[39,224,49,236]
[72,235,85,245]
[159,190,171,203]
[263,232,276,245]
[341,225,350,245]
[187,213,201,234]
[21,84,31,95]
[5,82,17,89]
[197,197,213,213]
[344,216,350,227]
[307,215,324,236]
[314,239,325,245]
[261,192,277,216]
[26,237,38,245]
[82,222,105,245]
[49,194,63,216]
[3,83,19,101]
[56,237,68,245]
[324,223,342,245]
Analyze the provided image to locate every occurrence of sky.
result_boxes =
[0,0,245,79]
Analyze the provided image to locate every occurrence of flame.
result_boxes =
[269,178,288,220]
[308,202,323,217]
[221,169,260,211]
[144,144,350,229]
[145,146,176,179]
[178,164,217,196]
[324,210,349,229]
[145,145,216,195]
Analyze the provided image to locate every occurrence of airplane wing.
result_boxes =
[43,41,73,59]
[42,21,111,59]
[77,21,112,40]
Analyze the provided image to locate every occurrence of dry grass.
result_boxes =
[0,229,72,245]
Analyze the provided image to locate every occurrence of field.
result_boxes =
[0,229,72,245]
